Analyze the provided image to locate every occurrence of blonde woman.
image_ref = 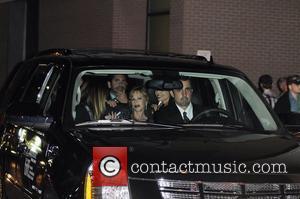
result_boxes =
[129,87,151,122]
[87,80,108,120]
[75,78,108,122]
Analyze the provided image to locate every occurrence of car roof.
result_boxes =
[35,48,246,77]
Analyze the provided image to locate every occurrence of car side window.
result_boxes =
[22,64,55,103]
[224,80,263,129]
[191,78,217,108]
[6,63,62,116]
[0,62,36,112]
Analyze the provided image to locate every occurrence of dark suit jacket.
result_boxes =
[274,92,290,114]
[274,92,300,125]
[154,101,203,124]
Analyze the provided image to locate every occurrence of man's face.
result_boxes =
[289,83,300,95]
[172,80,193,108]
[108,75,128,93]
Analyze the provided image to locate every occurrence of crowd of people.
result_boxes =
[257,74,300,116]
[75,74,202,124]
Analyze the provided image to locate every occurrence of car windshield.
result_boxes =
[72,69,278,131]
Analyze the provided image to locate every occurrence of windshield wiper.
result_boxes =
[75,120,181,129]
[182,123,254,130]
[76,119,133,127]
[133,121,182,129]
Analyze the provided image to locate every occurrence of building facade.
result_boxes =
[1,0,300,90]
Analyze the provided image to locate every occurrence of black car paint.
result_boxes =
[0,49,299,198]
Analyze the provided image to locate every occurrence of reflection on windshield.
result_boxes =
[72,70,278,131]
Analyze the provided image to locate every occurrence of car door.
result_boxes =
[0,58,69,199]
[0,60,38,199]
[278,112,300,141]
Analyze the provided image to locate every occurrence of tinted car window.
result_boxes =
[0,62,36,112]
[223,80,263,129]
[6,63,61,116]
[72,69,278,131]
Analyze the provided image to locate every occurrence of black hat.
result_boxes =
[259,74,273,85]
[287,75,300,85]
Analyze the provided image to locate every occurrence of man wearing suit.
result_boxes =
[274,75,300,124]
[154,77,202,124]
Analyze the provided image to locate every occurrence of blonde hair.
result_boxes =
[129,86,149,104]
[86,79,108,120]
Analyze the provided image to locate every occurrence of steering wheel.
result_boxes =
[192,108,234,123]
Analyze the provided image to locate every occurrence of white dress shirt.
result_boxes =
[175,103,193,120]
[263,89,277,109]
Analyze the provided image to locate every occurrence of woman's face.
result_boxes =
[155,90,170,104]
[279,80,288,93]
[131,91,147,112]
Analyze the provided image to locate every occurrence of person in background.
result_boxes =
[277,77,288,97]
[258,74,277,108]
[129,86,151,122]
[275,75,300,114]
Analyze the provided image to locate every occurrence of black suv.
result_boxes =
[1,49,300,199]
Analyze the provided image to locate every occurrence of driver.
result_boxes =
[154,77,203,124]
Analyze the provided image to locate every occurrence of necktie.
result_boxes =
[266,95,271,105]
[183,112,190,123]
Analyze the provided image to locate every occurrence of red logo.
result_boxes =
[93,147,128,186]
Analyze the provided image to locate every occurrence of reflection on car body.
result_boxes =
[0,49,300,198]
